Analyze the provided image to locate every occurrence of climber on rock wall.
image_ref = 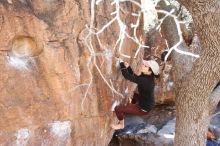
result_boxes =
[111,59,160,130]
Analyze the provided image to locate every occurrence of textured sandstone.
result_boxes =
[0,1,175,145]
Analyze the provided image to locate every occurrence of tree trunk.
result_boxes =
[161,0,220,145]
[159,0,220,146]
[175,54,220,146]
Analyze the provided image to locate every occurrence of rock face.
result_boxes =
[0,1,175,145]
[0,1,116,145]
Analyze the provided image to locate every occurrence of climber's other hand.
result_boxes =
[124,62,129,68]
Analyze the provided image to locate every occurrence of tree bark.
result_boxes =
[175,1,220,145]
[160,0,220,145]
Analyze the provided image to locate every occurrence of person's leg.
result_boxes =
[115,104,148,120]
[111,119,125,130]
[112,104,148,130]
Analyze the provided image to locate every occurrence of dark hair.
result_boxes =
[154,74,160,78]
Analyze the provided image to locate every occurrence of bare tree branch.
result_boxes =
[158,0,196,82]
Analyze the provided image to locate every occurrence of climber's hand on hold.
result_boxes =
[116,58,123,69]
[124,62,129,68]
[116,58,129,68]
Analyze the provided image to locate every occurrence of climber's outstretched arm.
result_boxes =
[120,61,144,84]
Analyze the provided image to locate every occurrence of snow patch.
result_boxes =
[137,124,157,134]
[157,118,176,139]
[163,134,175,139]
[49,121,71,140]
[7,55,35,70]
[15,128,30,146]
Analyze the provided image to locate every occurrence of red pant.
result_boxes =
[115,93,148,121]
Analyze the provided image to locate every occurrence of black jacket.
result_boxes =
[120,62,155,111]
